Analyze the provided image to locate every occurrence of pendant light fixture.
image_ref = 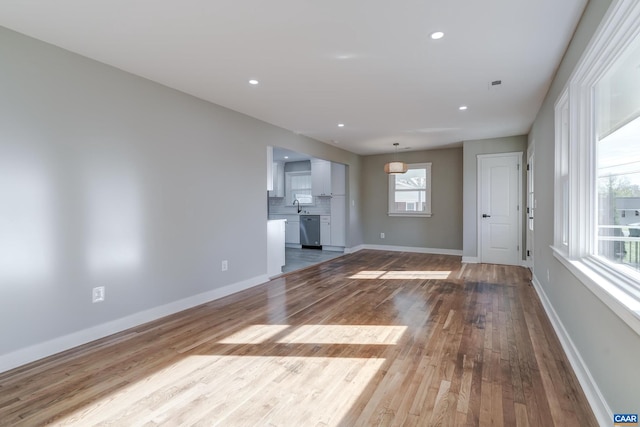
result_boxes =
[384,143,408,174]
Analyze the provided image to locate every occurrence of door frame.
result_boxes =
[525,144,535,269]
[476,152,523,265]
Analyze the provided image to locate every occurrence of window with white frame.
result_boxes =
[285,171,313,205]
[553,0,640,333]
[554,90,570,250]
[388,163,432,217]
[595,33,640,275]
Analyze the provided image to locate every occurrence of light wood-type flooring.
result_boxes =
[0,251,598,426]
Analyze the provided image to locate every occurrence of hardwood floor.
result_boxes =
[0,251,597,426]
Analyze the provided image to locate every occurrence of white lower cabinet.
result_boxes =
[285,220,300,244]
[320,215,331,245]
[267,219,286,277]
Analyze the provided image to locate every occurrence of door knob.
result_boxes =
[482,214,491,218]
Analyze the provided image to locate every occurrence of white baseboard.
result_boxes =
[355,244,462,256]
[344,244,366,254]
[530,274,611,426]
[461,256,529,266]
[0,274,269,374]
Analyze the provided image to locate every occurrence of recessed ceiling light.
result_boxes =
[284,156,289,159]
[459,105,468,110]
[338,123,345,127]
[430,31,444,40]
[249,79,259,85]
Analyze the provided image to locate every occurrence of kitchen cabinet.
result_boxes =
[285,219,300,244]
[267,146,274,191]
[311,159,331,196]
[269,161,284,198]
[320,215,331,245]
[330,195,346,246]
[331,163,346,195]
[267,219,285,277]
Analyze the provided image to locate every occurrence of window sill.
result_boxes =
[551,246,640,337]
[388,213,432,218]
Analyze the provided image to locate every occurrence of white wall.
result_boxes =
[529,0,640,419]
[0,26,362,371]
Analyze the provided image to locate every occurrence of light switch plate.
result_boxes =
[92,286,105,303]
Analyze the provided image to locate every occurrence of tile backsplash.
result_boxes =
[269,196,331,215]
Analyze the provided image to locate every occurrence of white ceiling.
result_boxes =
[0,0,587,156]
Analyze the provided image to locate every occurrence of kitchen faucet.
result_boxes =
[293,199,302,213]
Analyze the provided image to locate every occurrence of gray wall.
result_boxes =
[528,0,640,415]
[462,135,527,259]
[361,147,463,251]
[0,26,363,363]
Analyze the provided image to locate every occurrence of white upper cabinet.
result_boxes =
[311,159,331,196]
[268,161,284,197]
[267,146,274,191]
[331,163,346,196]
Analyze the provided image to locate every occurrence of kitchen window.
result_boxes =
[285,171,313,205]
[552,0,640,335]
[388,163,432,217]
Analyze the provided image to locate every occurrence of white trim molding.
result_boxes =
[531,274,612,427]
[462,256,479,264]
[553,248,640,337]
[0,274,269,374]
[358,244,462,256]
[344,244,367,254]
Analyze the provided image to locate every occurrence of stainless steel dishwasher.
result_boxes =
[300,215,321,248]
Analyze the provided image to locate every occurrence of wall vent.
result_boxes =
[488,80,503,91]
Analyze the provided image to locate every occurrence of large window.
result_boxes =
[554,90,570,251]
[388,163,432,217]
[595,34,640,274]
[553,0,640,335]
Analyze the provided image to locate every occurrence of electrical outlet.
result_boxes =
[221,260,228,271]
[92,286,105,303]
[380,232,385,239]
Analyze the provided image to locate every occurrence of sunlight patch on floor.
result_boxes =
[276,324,408,345]
[349,270,452,280]
[56,355,385,426]
[218,324,290,344]
[348,270,387,279]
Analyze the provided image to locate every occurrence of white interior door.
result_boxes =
[478,153,521,265]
